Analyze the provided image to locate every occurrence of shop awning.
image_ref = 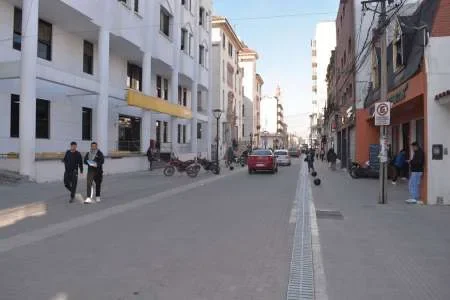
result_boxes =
[126,89,192,119]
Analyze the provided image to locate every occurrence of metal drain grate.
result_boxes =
[316,210,343,220]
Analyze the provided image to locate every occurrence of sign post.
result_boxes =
[374,101,391,204]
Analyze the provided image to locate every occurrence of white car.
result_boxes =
[274,149,291,166]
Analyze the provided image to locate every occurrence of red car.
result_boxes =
[247,149,278,174]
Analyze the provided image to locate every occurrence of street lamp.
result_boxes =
[249,132,253,151]
[212,109,222,172]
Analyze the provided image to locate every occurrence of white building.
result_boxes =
[260,86,286,149]
[211,16,244,158]
[238,45,260,146]
[0,0,213,182]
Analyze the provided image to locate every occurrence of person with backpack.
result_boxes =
[391,149,406,185]
[63,141,83,203]
[327,148,337,170]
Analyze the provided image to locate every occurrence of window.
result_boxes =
[163,78,169,100]
[242,124,245,137]
[393,26,404,71]
[197,123,202,139]
[199,7,205,26]
[38,19,52,61]
[36,99,50,139]
[199,45,205,65]
[181,0,185,5]
[127,63,142,91]
[242,104,245,117]
[156,76,169,100]
[13,8,52,61]
[183,88,187,106]
[118,114,141,152]
[160,7,171,37]
[156,76,162,98]
[222,60,225,82]
[134,0,139,13]
[227,68,233,88]
[197,90,202,111]
[83,40,94,74]
[228,42,233,57]
[189,34,193,55]
[177,124,181,143]
[222,32,226,49]
[205,12,209,30]
[10,94,19,138]
[178,86,187,106]
[312,50,317,57]
[82,107,92,140]
[181,28,187,51]
[183,125,186,144]
[156,120,161,144]
[163,121,168,142]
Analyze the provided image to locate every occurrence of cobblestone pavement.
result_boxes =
[310,161,450,300]
[0,160,303,299]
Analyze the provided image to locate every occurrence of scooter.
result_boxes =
[349,161,380,179]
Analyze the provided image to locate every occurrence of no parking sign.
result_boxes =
[374,102,391,126]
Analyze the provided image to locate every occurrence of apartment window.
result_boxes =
[199,45,205,65]
[183,125,186,144]
[177,124,182,143]
[127,63,142,91]
[156,120,161,144]
[163,121,168,142]
[156,76,169,100]
[312,50,317,57]
[134,0,139,13]
[199,7,205,26]
[183,88,187,106]
[228,42,233,57]
[38,20,52,61]
[197,90,202,111]
[242,104,245,117]
[189,34,193,55]
[197,123,202,139]
[82,107,92,140]
[393,27,404,71]
[13,8,52,61]
[181,28,187,51]
[36,99,50,139]
[222,32,226,49]
[242,124,245,137]
[10,95,19,138]
[83,40,94,74]
[178,86,187,106]
[160,7,171,37]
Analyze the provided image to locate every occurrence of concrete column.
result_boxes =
[191,84,198,154]
[170,69,179,154]
[97,28,110,155]
[19,0,39,178]
[141,51,152,152]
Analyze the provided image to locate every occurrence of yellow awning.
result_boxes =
[126,89,192,119]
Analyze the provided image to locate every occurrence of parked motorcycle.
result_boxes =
[163,157,200,177]
[197,158,220,175]
[349,161,380,179]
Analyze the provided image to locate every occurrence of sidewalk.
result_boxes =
[310,161,450,300]
[0,163,243,240]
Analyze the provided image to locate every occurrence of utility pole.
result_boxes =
[379,0,388,204]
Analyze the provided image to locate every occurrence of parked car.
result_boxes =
[247,149,278,174]
[288,148,300,158]
[274,149,291,166]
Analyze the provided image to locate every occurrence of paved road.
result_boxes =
[311,161,450,300]
[0,161,302,300]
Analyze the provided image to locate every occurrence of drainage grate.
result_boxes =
[316,210,343,220]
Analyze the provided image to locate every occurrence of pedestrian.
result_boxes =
[62,141,83,203]
[327,148,337,170]
[304,150,315,173]
[320,148,325,161]
[226,145,234,167]
[84,142,105,204]
[146,144,154,171]
[391,149,406,185]
[406,142,425,204]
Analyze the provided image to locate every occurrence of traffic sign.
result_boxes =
[374,102,391,126]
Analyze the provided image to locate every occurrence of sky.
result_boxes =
[213,0,339,140]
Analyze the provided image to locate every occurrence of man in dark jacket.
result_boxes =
[84,142,105,204]
[327,148,337,170]
[406,142,425,204]
[63,142,83,203]
[304,149,315,173]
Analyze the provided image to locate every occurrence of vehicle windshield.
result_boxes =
[274,150,288,156]
[252,149,272,156]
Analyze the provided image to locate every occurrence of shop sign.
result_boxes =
[387,83,408,104]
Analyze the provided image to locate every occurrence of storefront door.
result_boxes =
[402,122,410,159]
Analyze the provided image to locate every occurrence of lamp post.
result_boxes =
[212,109,222,172]
[249,132,253,151]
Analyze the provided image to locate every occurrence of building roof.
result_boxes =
[364,0,439,108]
[239,46,259,59]
[212,16,245,50]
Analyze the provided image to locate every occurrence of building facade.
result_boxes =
[0,0,213,182]
[211,16,244,158]
[310,21,336,149]
[260,86,287,149]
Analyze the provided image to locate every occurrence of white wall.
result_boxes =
[425,36,450,205]
[260,96,277,134]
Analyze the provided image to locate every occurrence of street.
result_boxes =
[0,162,301,299]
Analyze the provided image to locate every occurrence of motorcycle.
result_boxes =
[163,156,200,178]
[197,158,220,175]
[349,161,380,179]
